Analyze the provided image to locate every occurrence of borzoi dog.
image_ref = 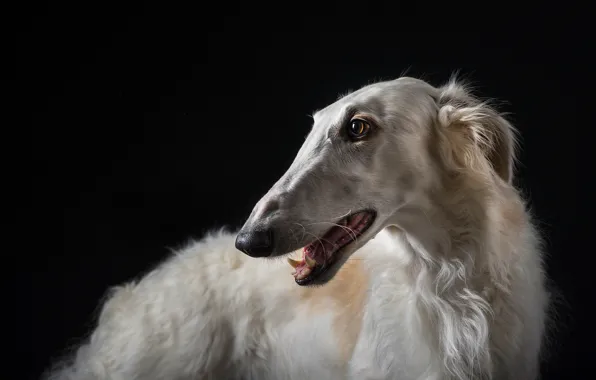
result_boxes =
[45,76,550,380]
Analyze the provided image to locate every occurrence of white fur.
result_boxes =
[44,77,550,380]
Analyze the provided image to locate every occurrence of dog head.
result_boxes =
[236,76,517,285]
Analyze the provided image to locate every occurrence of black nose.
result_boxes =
[235,229,274,257]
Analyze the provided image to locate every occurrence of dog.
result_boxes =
[44,76,550,380]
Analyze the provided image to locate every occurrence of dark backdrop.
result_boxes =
[18,4,583,380]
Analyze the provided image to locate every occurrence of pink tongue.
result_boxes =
[305,213,367,261]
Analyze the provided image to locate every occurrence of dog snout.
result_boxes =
[258,199,280,218]
[235,228,274,257]
[236,189,301,257]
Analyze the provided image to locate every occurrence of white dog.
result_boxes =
[45,76,550,380]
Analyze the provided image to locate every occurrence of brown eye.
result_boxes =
[347,119,370,140]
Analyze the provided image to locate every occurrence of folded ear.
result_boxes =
[436,79,518,184]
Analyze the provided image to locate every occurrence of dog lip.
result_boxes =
[294,209,376,286]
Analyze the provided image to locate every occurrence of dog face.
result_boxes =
[236,76,515,286]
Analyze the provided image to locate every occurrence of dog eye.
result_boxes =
[347,119,371,140]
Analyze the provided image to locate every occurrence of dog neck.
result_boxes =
[391,170,512,283]
[383,175,511,379]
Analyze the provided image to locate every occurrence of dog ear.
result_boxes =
[436,80,518,184]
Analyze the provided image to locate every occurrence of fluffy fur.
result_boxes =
[44,76,550,380]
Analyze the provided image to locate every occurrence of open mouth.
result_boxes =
[287,210,376,286]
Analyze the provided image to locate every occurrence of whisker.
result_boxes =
[291,222,308,242]
[301,230,328,257]
[308,222,358,241]
[303,221,359,242]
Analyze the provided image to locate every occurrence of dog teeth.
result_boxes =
[304,255,317,268]
[287,258,301,268]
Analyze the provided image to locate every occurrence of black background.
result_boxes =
[18,3,584,379]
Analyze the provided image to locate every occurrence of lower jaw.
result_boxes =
[295,264,327,286]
